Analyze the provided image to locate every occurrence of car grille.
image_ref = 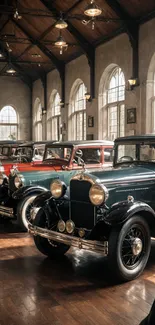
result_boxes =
[70,179,95,229]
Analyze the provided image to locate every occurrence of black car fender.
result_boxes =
[33,190,52,207]
[104,200,155,236]
[12,185,48,200]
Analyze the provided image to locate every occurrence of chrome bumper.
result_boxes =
[0,205,14,218]
[28,224,108,255]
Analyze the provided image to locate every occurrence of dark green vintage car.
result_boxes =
[0,140,113,230]
[29,135,155,282]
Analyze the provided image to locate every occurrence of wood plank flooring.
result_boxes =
[0,219,155,325]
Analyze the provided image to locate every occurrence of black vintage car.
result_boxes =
[29,135,155,282]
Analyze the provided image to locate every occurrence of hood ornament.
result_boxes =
[10,165,19,176]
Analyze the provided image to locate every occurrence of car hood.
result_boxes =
[16,170,58,188]
[90,163,155,186]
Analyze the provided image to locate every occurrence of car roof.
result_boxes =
[0,140,24,146]
[46,140,114,147]
[115,135,155,142]
[18,141,56,147]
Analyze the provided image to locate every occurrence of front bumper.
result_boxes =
[28,224,108,255]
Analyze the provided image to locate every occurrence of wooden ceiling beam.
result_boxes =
[12,19,65,76]
[104,0,139,79]
[0,42,32,88]
[40,0,95,98]
[104,0,138,45]
[65,0,84,14]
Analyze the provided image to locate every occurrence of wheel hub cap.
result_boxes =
[132,237,143,256]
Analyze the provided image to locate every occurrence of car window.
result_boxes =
[0,147,9,155]
[74,148,101,165]
[44,147,72,161]
[116,142,155,164]
[104,148,113,162]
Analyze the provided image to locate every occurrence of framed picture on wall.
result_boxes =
[127,108,136,124]
[88,115,94,127]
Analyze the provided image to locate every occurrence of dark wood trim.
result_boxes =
[139,9,155,24]
[41,74,47,112]
[12,19,65,78]
[40,0,95,99]
[0,42,32,88]
[94,26,125,46]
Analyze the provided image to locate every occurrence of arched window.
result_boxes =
[47,92,61,141]
[34,100,42,141]
[99,66,125,140]
[69,81,86,140]
[0,106,18,140]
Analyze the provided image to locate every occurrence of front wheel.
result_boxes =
[17,194,37,231]
[108,215,151,282]
[33,208,69,258]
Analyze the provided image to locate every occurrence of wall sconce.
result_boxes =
[85,92,92,102]
[42,107,46,115]
[127,77,139,91]
[60,100,64,107]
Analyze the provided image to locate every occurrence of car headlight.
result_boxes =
[14,174,24,188]
[50,179,67,199]
[89,183,109,206]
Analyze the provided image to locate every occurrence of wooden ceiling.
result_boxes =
[0,0,155,87]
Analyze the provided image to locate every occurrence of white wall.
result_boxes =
[0,76,31,140]
[32,18,155,140]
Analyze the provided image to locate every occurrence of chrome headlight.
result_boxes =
[50,179,67,199]
[14,174,24,188]
[89,183,109,206]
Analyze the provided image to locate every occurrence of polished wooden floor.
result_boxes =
[0,220,155,325]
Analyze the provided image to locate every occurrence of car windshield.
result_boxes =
[0,147,9,156]
[116,142,155,164]
[44,147,72,162]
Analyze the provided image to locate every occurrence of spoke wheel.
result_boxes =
[121,225,145,269]
[17,195,37,231]
[108,215,151,282]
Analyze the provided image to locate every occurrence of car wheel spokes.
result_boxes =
[121,225,145,269]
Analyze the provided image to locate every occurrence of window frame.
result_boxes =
[0,106,18,140]
[69,82,86,140]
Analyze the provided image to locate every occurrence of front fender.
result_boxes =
[105,200,155,232]
[33,191,51,207]
[12,185,48,200]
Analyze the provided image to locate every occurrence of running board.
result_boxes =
[0,205,14,218]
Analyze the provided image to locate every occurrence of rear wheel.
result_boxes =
[33,209,69,258]
[17,195,37,231]
[108,215,151,282]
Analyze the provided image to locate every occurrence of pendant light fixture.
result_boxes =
[84,0,102,17]
[6,66,16,74]
[55,32,67,54]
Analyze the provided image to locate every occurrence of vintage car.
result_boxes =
[29,135,155,282]
[0,140,113,230]
[1,141,55,175]
[0,140,24,164]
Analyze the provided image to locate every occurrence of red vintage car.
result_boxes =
[0,141,55,175]
[0,140,114,230]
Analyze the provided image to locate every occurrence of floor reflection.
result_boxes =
[0,220,155,325]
